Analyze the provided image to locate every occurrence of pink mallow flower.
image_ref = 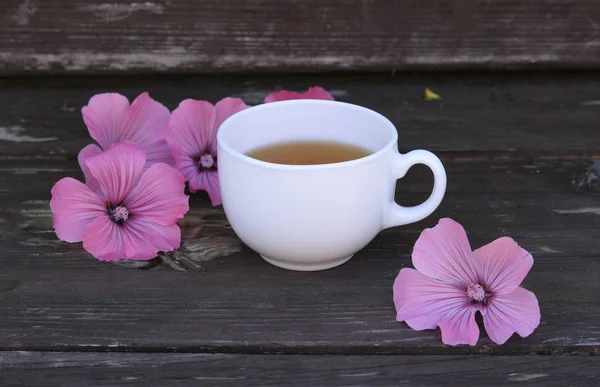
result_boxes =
[166,97,249,206]
[79,92,174,186]
[264,86,334,103]
[393,218,540,346]
[50,142,189,261]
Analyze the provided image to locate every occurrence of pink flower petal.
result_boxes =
[437,305,480,346]
[473,237,534,295]
[50,177,106,243]
[85,142,146,205]
[82,93,129,149]
[264,86,335,103]
[82,215,126,261]
[394,268,471,331]
[77,144,103,195]
[144,138,176,168]
[213,97,250,153]
[189,170,222,206]
[171,144,198,183]
[125,163,189,226]
[412,218,479,287]
[483,287,541,345]
[167,99,216,156]
[121,92,171,148]
[121,219,182,260]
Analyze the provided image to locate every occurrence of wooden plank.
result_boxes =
[1,74,600,158]
[1,1,600,74]
[1,159,599,353]
[1,352,598,386]
[0,159,589,195]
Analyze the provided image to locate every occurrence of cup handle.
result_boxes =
[382,149,447,229]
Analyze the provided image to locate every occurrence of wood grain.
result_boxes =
[1,73,600,159]
[1,352,598,387]
[1,159,599,353]
[1,0,600,74]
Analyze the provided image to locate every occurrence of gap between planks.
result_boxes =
[0,345,597,357]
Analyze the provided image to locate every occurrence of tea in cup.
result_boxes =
[217,100,446,271]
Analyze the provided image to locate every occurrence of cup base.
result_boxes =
[260,254,354,271]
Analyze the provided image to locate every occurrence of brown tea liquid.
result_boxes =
[245,140,372,165]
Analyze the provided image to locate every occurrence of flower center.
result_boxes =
[200,154,214,168]
[109,205,129,225]
[194,153,217,171]
[467,283,490,303]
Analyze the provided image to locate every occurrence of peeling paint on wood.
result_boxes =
[538,246,561,253]
[553,207,600,216]
[0,126,58,143]
[78,2,166,22]
[178,236,242,262]
[18,237,62,247]
[508,373,549,382]
[581,100,600,106]
[20,208,52,217]
[10,0,37,26]
[573,161,600,193]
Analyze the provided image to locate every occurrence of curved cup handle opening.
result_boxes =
[382,149,447,229]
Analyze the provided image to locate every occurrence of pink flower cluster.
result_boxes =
[50,87,333,262]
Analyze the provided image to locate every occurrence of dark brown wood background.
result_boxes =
[1,0,600,75]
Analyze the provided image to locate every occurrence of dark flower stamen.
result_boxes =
[109,205,129,225]
[194,152,217,171]
[467,283,492,304]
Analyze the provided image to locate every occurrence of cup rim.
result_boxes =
[217,99,398,171]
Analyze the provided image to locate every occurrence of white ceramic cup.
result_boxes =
[217,100,446,271]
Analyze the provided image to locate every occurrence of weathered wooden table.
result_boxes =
[1,73,599,386]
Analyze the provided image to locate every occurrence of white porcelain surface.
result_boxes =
[217,100,446,271]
